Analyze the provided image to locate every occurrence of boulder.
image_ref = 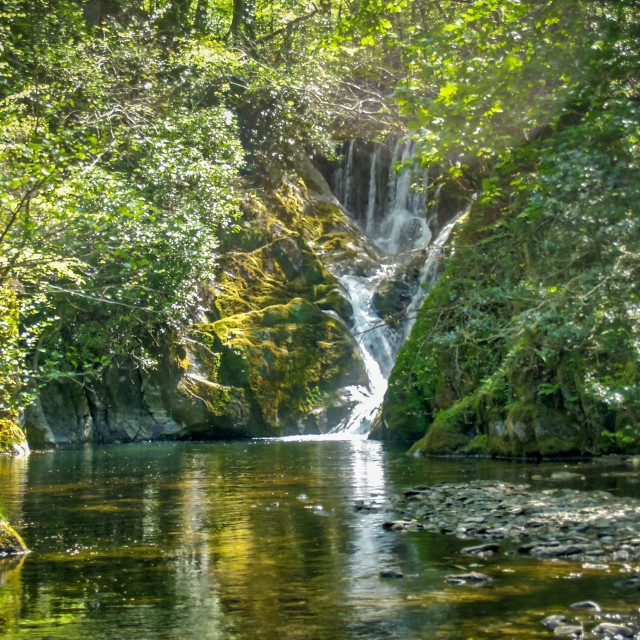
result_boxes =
[0,520,27,556]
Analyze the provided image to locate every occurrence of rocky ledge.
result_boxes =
[384,481,640,563]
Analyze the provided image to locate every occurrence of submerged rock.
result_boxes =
[379,568,404,579]
[445,572,489,585]
[591,623,634,637]
[542,615,569,629]
[553,624,583,637]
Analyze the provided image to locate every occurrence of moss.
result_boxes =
[462,434,490,455]
[192,299,366,431]
[409,398,475,455]
[316,232,361,261]
[0,519,27,555]
[312,285,353,324]
[302,202,348,238]
[0,418,28,455]
[537,435,581,457]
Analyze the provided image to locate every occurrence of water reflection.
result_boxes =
[0,441,640,639]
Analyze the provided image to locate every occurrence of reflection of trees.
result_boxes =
[0,556,25,636]
[0,454,28,522]
[0,440,393,639]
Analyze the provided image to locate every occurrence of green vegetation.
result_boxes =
[376,0,640,456]
[0,0,368,446]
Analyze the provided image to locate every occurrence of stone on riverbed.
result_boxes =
[541,614,568,629]
[379,568,404,579]
[570,601,601,612]
[461,543,500,557]
[614,575,640,589]
[445,572,489,585]
[386,480,640,564]
[382,519,422,532]
[530,543,584,558]
[553,624,583,637]
[591,622,635,637]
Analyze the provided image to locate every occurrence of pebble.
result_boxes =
[386,481,640,564]
[570,601,601,612]
[591,622,634,637]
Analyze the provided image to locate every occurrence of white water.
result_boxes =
[364,145,380,236]
[329,139,462,435]
[373,140,431,255]
[332,269,396,435]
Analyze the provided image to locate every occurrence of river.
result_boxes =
[1,438,639,639]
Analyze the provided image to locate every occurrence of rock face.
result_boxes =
[25,172,370,445]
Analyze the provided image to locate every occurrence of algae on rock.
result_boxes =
[0,519,27,556]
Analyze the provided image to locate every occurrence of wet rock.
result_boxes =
[553,624,583,637]
[445,572,489,585]
[461,543,500,557]
[354,500,379,512]
[382,520,421,532]
[570,601,601,612]
[0,521,28,556]
[542,614,568,629]
[531,543,584,558]
[591,622,634,637]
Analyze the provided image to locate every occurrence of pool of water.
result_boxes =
[0,438,639,639]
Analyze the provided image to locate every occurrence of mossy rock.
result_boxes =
[194,298,367,432]
[409,399,476,455]
[0,520,27,556]
[0,418,28,455]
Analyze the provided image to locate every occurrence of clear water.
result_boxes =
[1,439,639,639]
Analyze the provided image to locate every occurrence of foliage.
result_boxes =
[0,8,247,415]
[378,1,640,454]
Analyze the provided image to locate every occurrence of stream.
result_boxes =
[1,440,640,639]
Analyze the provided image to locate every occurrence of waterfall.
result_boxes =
[364,145,379,236]
[329,139,462,435]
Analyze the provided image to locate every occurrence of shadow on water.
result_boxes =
[0,440,639,639]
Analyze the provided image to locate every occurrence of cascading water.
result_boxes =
[328,139,463,435]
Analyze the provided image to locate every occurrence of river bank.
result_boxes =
[382,458,640,638]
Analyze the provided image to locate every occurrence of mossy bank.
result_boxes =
[21,169,372,448]
[375,108,640,458]
[0,519,27,556]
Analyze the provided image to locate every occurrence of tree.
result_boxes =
[0,12,245,419]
